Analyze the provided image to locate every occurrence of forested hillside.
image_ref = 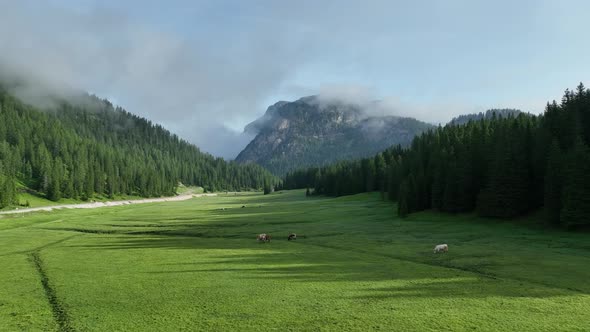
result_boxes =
[284,84,590,230]
[0,86,275,208]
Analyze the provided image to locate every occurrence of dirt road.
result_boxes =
[0,193,217,215]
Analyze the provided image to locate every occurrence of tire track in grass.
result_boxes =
[0,218,65,232]
[30,252,74,332]
[303,241,499,279]
[0,235,79,257]
[41,227,244,239]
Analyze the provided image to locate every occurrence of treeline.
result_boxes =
[0,87,276,208]
[282,146,398,198]
[449,108,522,126]
[283,84,590,230]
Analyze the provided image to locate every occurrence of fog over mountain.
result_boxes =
[236,95,433,175]
[2,1,589,158]
[0,1,304,158]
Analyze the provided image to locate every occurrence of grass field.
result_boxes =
[1,190,589,331]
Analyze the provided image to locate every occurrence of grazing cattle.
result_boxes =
[257,233,271,242]
[288,233,297,241]
[241,205,246,208]
[433,244,449,253]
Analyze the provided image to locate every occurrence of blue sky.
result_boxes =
[2,1,589,158]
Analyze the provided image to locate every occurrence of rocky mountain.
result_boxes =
[235,96,433,175]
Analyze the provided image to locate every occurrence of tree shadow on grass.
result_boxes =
[347,278,574,300]
[139,250,580,299]
[46,196,590,300]
[58,230,584,300]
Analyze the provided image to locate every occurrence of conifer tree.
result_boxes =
[263,179,272,195]
[560,138,590,229]
[544,140,562,225]
[398,180,409,218]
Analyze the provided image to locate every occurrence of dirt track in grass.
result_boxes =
[0,193,217,215]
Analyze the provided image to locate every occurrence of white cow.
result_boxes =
[433,244,448,253]
[257,233,271,242]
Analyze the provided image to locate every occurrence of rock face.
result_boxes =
[235,96,433,176]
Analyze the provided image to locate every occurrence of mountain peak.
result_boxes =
[236,97,432,175]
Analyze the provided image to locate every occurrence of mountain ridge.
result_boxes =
[235,96,433,175]
[0,81,276,207]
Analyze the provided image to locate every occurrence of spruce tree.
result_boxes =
[560,138,590,229]
[0,174,17,208]
[544,140,562,226]
[263,179,272,195]
[398,180,409,218]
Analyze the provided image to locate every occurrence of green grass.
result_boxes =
[175,184,204,195]
[6,192,149,210]
[1,190,589,331]
[3,182,194,212]
[13,192,79,208]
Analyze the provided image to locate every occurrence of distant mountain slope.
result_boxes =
[235,96,433,176]
[0,82,275,207]
[450,109,523,126]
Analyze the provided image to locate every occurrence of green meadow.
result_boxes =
[1,190,589,331]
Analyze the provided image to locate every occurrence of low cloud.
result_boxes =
[0,2,307,159]
[1,1,566,159]
[316,84,376,109]
[243,83,481,137]
[374,97,478,125]
[314,84,477,124]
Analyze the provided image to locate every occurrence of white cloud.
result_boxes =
[0,2,306,159]
[1,0,587,158]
